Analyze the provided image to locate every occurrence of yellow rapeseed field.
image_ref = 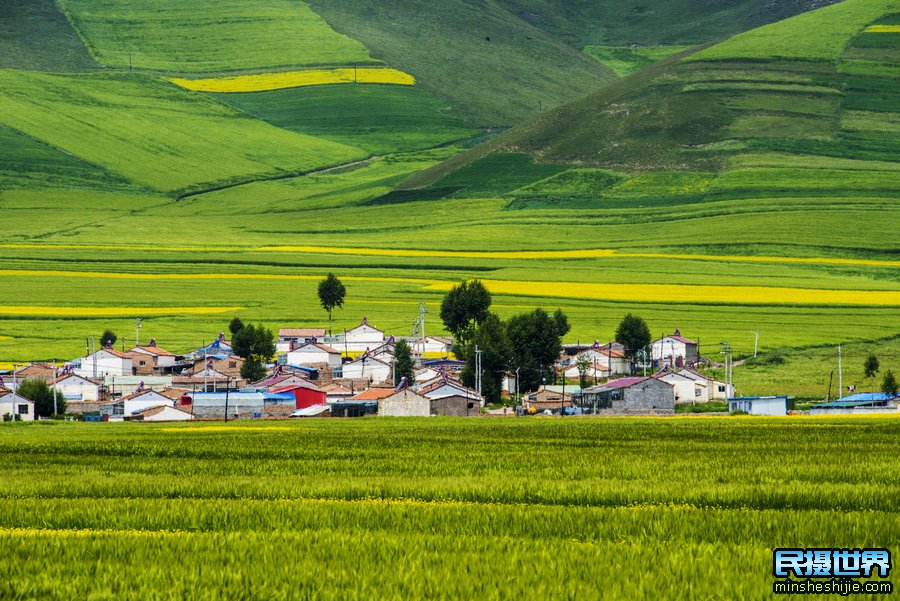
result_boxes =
[425,279,900,307]
[865,25,900,32]
[0,305,241,316]
[168,68,415,93]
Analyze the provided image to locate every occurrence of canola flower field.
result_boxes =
[169,67,416,93]
[0,417,898,600]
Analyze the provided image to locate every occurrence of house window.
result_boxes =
[718,385,726,393]
[695,388,702,397]
[113,403,124,416]
[229,361,237,368]
[139,361,146,366]
[17,404,28,415]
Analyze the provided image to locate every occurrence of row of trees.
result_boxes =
[864,354,897,397]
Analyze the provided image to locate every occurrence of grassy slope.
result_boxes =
[584,46,694,77]
[213,85,478,155]
[0,0,96,71]
[494,0,844,46]
[305,0,616,126]
[57,0,377,74]
[0,71,367,194]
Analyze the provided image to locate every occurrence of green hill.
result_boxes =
[0,0,96,71]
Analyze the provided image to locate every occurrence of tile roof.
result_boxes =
[129,345,176,357]
[584,376,648,392]
[279,328,326,338]
[350,387,398,401]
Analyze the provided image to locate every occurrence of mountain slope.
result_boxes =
[407,0,899,185]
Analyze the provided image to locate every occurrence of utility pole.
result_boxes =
[91,335,96,381]
[474,346,482,398]
[753,329,759,359]
[53,362,58,416]
[224,376,230,422]
[135,318,142,347]
[838,344,843,399]
[418,302,427,362]
[515,367,520,408]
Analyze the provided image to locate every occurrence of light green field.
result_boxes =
[57,0,377,74]
[0,71,366,194]
[0,418,897,599]
[585,45,693,76]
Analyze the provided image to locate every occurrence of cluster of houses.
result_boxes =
[2,320,894,421]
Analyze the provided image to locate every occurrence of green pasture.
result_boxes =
[0,71,366,194]
[213,84,478,155]
[0,418,898,599]
[585,45,692,76]
[0,0,96,71]
[57,0,376,74]
[690,0,896,61]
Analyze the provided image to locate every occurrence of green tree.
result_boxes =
[228,317,245,337]
[17,378,66,417]
[460,313,510,404]
[553,308,570,339]
[99,329,117,348]
[232,323,276,382]
[576,353,592,389]
[881,369,898,398]
[864,354,880,384]
[392,339,416,386]
[615,314,651,371]
[506,308,562,394]
[317,273,346,335]
[440,280,492,345]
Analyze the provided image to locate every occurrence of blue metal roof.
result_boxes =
[834,392,895,403]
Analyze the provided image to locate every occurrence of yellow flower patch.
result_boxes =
[865,25,900,32]
[168,68,415,93]
[0,305,241,316]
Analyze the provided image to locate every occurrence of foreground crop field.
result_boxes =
[0,417,897,599]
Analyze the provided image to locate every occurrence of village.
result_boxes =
[2,316,895,423]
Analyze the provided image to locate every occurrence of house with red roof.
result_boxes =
[285,342,342,370]
[75,344,134,378]
[127,339,178,375]
[651,328,700,368]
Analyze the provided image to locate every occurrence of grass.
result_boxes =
[57,0,377,74]
[305,0,616,126]
[0,71,367,194]
[585,45,692,76]
[690,0,896,61]
[0,417,898,599]
[0,0,96,71]
[213,84,478,155]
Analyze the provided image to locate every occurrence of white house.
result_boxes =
[52,373,101,401]
[329,317,386,356]
[75,346,133,379]
[654,371,706,404]
[99,389,174,420]
[676,368,732,400]
[405,336,454,359]
[134,405,193,422]
[651,329,700,368]
[728,396,788,416]
[285,342,342,370]
[340,355,392,383]
[0,387,34,421]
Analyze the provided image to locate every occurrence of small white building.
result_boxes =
[676,368,732,400]
[340,355,392,383]
[284,342,342,370]
[75,347,133,379]
[99,389,174,420]
[378,388,431,417]
[0,387,34,421]
[53,373,102,401]
[654,371,706,404]
[728,396,788,416]
[651,329,700,368]
[134,405,194,422]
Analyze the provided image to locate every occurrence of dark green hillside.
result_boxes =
[495,0,843,46]
[306,0,616,126]
[406,0,900,191]
[213,85,478,155]
[0,0,96,71]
